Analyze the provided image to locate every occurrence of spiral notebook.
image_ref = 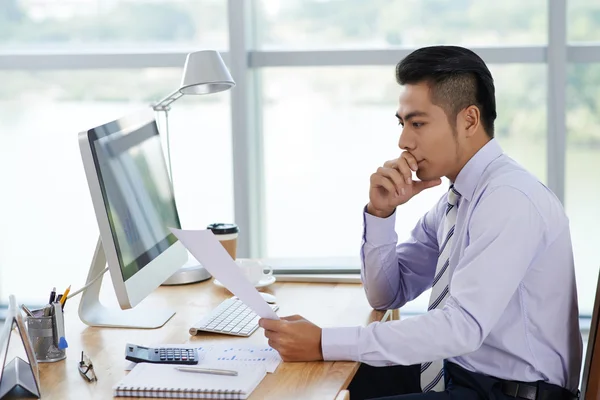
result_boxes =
[113,363,266,399]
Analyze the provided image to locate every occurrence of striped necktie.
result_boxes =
[420,184,461,393]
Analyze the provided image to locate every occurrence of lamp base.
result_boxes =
[162,258,212,285]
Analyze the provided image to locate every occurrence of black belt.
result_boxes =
[501,381,579,400]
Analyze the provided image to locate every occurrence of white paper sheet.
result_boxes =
[125,343,282,373]
[182,343,281,373]
[169,228,279,320]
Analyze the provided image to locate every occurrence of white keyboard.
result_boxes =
[189,297,279,337]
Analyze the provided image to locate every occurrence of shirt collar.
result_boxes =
[452,139,503,201]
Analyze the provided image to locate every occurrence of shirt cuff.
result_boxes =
[321,327,361,361]
[363,206,397,246]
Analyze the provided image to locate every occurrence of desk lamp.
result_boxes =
[154,50,235,285]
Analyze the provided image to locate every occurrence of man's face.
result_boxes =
[396,82,462,182]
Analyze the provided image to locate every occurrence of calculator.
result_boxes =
[125,343,199,365]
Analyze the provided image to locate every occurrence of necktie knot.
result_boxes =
[448,185,461,206]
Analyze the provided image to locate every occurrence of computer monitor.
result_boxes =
[78,109,187,328]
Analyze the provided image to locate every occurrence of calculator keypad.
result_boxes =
[157,348,197,364]
[126,344,199,365]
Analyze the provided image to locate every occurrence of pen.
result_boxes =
[42,304,52,317]
[49,287,56,304]
[175,366,238,376]
[20,304,34,317]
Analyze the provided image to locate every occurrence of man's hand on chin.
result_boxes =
[259,315,324,362]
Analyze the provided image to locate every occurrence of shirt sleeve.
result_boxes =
[324,187,546,365]
[360,201,441,311]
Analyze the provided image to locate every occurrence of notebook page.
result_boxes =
[114,363,266,395]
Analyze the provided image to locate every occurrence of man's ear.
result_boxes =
[462,105,480,137]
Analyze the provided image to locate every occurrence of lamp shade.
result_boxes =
[179,50,235,95]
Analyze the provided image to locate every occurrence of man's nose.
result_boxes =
[398,129,414,150]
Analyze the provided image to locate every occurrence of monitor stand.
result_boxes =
[78,238,175,329]
[162,257,212,285]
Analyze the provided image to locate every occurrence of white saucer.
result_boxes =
[213,275,276,289]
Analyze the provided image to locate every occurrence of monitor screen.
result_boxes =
[86,117,181,281]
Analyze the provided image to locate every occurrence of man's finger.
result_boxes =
[259,318,284,331]
[383,159,397,169]
[268,339,279,350]
[264,328,276,339]
[384,158,413,185]
[371,173,399,196]
[395,158,414,185]
[281,315,303,322]
[377,168,404,195]
[264,330,282,341]
[412,178,442,195]
[401,152,419,171]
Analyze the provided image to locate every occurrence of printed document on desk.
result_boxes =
[176,343,281,373]
[169,228,279,320]
[125,343,282,373]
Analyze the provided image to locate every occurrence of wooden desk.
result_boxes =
[36,280,389,400]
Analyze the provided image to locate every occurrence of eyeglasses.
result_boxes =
[78,351,97,382]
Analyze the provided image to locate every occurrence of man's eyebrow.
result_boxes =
[395,111,428,121]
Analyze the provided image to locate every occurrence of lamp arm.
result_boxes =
[153,89,183,111]
[154,107,175,196]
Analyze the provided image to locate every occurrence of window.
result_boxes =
[2,1,598,323]
[261,65,547,261]
[0,0,228,50]
[568,0,600,43]
[0,69,232,304]
[567,64,600,316]
[254,0,547,50]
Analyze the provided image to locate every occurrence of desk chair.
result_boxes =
[582,268,600,399]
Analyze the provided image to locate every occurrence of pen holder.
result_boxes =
[25,314,66,363]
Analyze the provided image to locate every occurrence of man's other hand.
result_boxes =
[259,315,323,362]
[368,152,441,218]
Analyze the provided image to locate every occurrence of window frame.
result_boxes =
[0,0,596,264]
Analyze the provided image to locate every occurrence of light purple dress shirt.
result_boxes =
[321,139,583,391]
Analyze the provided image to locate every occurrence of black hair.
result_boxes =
[395,45,496,138]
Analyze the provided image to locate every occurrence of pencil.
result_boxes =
[60,285,71,308]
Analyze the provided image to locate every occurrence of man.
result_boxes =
[259,46,583,400]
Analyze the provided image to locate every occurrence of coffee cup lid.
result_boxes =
[207,223,239,235]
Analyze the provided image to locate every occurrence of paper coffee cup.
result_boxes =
[207,223,239,260]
